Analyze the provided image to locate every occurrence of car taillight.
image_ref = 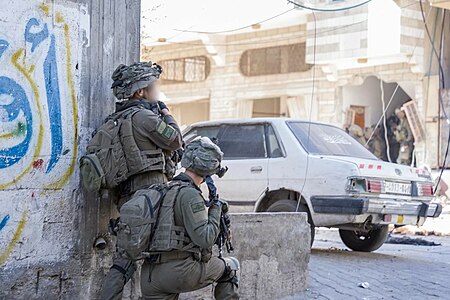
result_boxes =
[366,179,384,193]
[416,183,433,196]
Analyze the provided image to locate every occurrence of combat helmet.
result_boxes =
[111,61,162,100]
[181,137,224,177]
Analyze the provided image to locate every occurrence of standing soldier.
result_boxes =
[394,108,414,165]
[366,125,387,161]
[98,62,183,300]
[140,137,239,300]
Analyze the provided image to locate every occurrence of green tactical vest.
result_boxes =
[149,181,195,253]
[80,106,166,192]
[116,181,195,260]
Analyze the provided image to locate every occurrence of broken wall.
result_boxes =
[0,0,140,298]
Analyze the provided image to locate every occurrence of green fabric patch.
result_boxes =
[190,202,206,214]
[162,125,175,139]
[157,121,167,134]
[157,121,175,139]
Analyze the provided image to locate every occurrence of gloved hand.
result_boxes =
[157,101,169,113]
[221,200,229,214]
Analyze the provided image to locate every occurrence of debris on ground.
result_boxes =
[392,209,450,237]
[326,247,349,252]
[385,235,441,246]
[358,282,370,289]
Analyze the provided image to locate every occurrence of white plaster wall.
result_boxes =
[342,76,412,127]
[0,0,87,271]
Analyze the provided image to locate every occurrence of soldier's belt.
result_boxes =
[157,251,194,263]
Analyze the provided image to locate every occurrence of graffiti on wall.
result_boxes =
[0,3,78,191]
[0,2,82,265]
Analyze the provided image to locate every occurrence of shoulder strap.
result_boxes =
[148,181,191,245]
[163,181,191,206]
[106,105,143,123]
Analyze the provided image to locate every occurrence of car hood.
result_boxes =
[317,156,433,183]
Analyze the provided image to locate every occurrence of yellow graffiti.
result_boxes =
[39,3,50,17]
[56,12,64,23]
[0,50,44,189]
[0,210,27,265]
[0,132,14,139]
[44,23,78,189]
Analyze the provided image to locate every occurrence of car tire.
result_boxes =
[267,200,315,246]
[338,225,389,252]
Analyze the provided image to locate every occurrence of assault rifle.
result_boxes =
[205,173,234,258]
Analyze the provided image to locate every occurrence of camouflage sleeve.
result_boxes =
[133,110,183,151]
[178,188,221,249]
[404,120,413,142]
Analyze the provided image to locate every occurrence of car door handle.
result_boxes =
[250,166,263,173]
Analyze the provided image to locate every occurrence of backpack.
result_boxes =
[80,106,165,193]
[115,181,191,260]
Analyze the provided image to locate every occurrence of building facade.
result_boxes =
[142,0,443,169]
[0,0,141,298]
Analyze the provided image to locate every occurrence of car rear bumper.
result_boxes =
[310,196,442,218]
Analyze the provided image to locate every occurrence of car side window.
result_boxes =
[266,125,283,158]
[218,124,267,159]
[183,126,220,144]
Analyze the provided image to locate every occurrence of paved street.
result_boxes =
[292,229,450,300]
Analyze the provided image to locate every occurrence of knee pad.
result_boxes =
[219,257,240,287]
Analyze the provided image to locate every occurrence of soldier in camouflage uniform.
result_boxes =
[140,137,239,300]
[394,108,413,165]
[99,62,183,300]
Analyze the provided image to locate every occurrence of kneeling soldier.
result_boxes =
[140,137,239,300]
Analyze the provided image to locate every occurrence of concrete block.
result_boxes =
[182,212,311,300]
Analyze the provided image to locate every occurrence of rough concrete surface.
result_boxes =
[0,0,141,299]
[181,212,311,300]
[288,228,450,300]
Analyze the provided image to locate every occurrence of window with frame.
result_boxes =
[159,56,211,83]
[240,43,312,76]
[218,125,267,159]
[183,126,220,144]
[266,125,283,158]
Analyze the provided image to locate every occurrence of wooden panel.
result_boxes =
[402,100,425,143]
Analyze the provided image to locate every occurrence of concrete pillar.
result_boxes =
[0,0,140,298]
[182,213,311,300]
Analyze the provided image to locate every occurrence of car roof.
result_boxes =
[184,118,336,131]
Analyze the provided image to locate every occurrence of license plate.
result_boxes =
[384,181,411,195]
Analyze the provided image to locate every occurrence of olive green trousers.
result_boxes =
[140,256,239,300]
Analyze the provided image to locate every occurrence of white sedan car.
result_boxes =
[183,118,442,252]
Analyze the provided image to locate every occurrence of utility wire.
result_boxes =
[420,0,445,91]
[287,0,373,12]
[434,10,448,194]
[151,19,368,47]
[423,13,439,165]
[380,80,392,162]
[365,5,433,147]
[364,85,400,147]
[173,8,296,34]
[147,1,421,47]
[296,11,316,212]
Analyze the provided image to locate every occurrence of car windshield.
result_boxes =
[287,121,377,160]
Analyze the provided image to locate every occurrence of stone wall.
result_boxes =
[181,213,311,300]
[0,0,141,299]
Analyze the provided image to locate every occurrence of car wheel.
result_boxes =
[267,200,315,246]
[338,225,389,252]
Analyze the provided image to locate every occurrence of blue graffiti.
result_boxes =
[0,214,10,231]
[0,39,8,58]
[0,77,33,169]
[43,34,63,173]
[0,17,66,174]
[24,18,49,53]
